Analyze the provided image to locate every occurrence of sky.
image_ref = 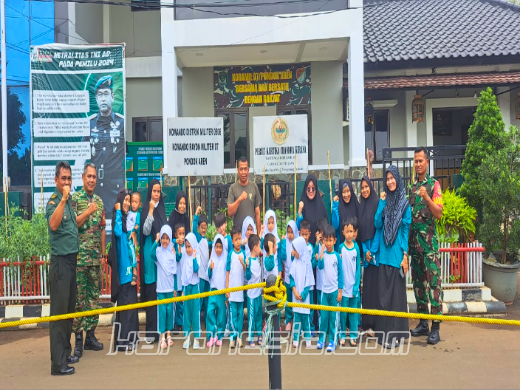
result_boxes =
[1,0,55,152]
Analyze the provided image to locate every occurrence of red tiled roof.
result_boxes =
[345,71,520,90]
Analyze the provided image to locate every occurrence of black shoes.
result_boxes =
[427,321,441,345]
[411,319,441,344]
[411,319,430,337]
[66,355,79,364]
[74,332,83,358]
[84,330,104,351]
[51,366,75,376]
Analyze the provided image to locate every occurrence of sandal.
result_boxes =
[340,339,346,346]
[131,273,138,286]
[367,328,375,338]
[350,338,357,347]
[167,336,174,347]
[257,336,263,346]
[160,338,167,349]
[249,341,256,348]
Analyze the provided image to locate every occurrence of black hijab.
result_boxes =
[107,188,131,303]
[337,179,359,232]
[168,190,190,235]
[300,174,328,245]
[358,175,379,243]
[383,166,409,247]
[139,179,167,295]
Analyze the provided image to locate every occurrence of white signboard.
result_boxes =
[253,115,308,175]
[166,117,224,176]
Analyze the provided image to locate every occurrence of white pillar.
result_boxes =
[347,32,366,167]
[497,87,511,131]
[405,91,418,157]
[160,0,178,175]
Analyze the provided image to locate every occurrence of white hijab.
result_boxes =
[156,225,176,274]
[182,232,199,285]
[241,216,257,257]
[289,236,313,290]
[262,209,280,244]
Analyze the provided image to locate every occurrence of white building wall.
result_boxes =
[181,68,214,117]
[311,62,344,165]
[126,78,163,141]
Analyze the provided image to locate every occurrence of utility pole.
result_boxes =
[1,0,7,191]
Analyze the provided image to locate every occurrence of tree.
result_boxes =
[479,126,520,263]
[460,87,507,219]
[0,88,27,183]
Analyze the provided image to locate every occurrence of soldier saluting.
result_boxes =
[409,147,444,345]
[46,161,80,376]
[88,75,125,217]
[72,163,106,359]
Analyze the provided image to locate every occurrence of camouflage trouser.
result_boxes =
[72,265,101,332]
[411,251,443,316]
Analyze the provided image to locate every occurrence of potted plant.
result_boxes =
[435,189,477,283]
[479,125,520,305]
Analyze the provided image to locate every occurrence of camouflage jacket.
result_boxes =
[71,189,106,266]
[408,175,443,253]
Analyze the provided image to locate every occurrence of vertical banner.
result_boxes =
[253,115,308,175]
[30,44,126,233]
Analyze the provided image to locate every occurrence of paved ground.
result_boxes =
[1,274,519,389]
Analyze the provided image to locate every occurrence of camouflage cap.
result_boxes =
[95,75,113,92]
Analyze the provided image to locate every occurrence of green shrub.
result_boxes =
[479,126,520,264]
[461,87,508,218]
[436,189,477,244]
[0,208,50,262]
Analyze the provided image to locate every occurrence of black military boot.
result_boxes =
[427,321,441,345]
[411,319,429,337]
[73,332,83,358]
[84,330,104,351]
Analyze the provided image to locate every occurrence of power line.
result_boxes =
[4,2,90,44]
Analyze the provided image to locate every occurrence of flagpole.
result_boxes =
[294,154,297,221]
[327,151,333,214]
[188,171,193,232]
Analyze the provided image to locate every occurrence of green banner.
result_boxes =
[125,142,179,218]
[30,44,125,233]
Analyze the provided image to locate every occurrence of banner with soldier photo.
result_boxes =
[30,44,126,233]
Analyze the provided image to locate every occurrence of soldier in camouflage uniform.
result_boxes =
[72,163,106,357]
[408,147,444,345]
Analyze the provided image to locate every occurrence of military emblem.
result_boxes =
[271,117,289,145]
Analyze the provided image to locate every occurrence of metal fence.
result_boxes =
[382,145,466,194]
[189,180,294,223]
[0,243,485,304]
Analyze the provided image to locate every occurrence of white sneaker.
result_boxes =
[193,340,201,349]
[224,328,231,338]
[183,338,190,349]
[292,341,299,349]
[306,341,312,349]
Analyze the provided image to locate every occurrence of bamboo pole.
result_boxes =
[41,170,44,212]
[327,151,333,214]
[366,148,370,179]
[188,171,193,232]
[262,166,266,221]
[160,165,163,189]
[411,162,416,186]
[294,154,297,221]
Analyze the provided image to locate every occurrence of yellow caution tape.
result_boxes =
[1,279,519,329]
